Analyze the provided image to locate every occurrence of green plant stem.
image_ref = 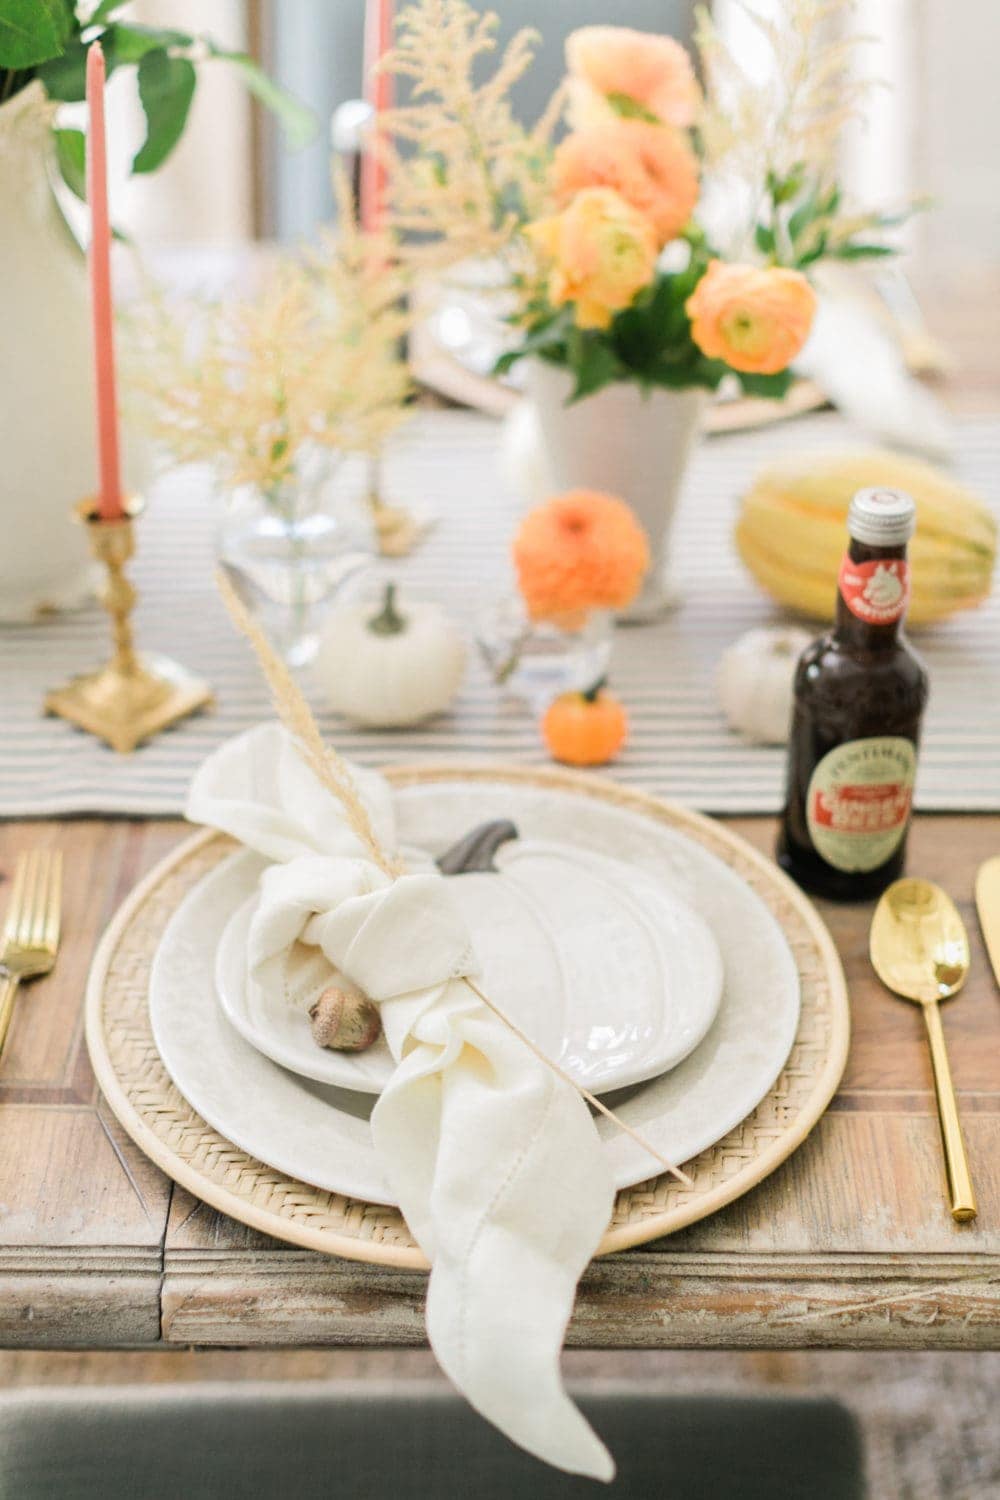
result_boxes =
[493,624,532,686]
[368,582,407,636]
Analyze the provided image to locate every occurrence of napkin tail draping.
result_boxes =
[186,724,617,1482]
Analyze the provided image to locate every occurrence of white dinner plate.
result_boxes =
[150,777,801,1204]
[213,836,724,1097]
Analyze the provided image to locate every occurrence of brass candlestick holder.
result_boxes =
[44,497,213,753]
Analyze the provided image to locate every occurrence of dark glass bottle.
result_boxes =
[778,487,929,900]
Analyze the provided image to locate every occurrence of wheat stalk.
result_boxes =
[217,566,403,878]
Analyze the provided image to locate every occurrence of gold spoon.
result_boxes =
[870,878,977,1223]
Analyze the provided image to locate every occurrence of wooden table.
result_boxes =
[1,812,997,1352]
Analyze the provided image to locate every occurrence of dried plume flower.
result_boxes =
[377,0,561,273]
[695,0,892,259]
[126,177,411,498]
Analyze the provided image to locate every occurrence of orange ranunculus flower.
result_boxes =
[526,187,658,331]
[685,260,818,375]
[514,490,650,625]
[552,120,699,247]
[566,25,700,129]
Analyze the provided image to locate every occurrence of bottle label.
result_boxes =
[838,556,910,625]
[806,736,916,873]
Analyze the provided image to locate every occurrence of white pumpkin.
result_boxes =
[316,582,466,728]
[717,626,813,745]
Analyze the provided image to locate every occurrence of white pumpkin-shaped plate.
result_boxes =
[214,837,724,1097]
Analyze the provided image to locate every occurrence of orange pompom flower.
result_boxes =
[513,490,650,626]
[685,260,818,376]
[566,26,700,130]
[552,120,699,247]
[526,186,658,330]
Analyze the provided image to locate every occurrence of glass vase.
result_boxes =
[217,466,371,666]
[476,593,612,710]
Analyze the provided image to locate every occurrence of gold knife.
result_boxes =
[974,856,1000,991]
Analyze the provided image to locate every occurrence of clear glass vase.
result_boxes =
[217,465,372,666]
[476,592,613,710]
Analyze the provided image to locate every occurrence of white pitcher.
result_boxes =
[0,84,97,621]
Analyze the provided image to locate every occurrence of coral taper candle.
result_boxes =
[85,43,124,522]
[360,0,394,233]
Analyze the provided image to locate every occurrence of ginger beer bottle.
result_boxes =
[778,488,928,900]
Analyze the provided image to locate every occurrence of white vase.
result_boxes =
[0,85,98,621]
[524,360,706,622]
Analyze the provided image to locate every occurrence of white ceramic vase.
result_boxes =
[0,84,98,621]
[524,360,706,622]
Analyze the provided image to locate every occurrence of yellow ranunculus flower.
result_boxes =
[685,260,818,375]
[527,187,659,331]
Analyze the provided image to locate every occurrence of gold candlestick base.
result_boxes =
[44,497,213,754]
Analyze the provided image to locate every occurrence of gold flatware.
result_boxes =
[870,877,976,1223]
[974,856,1000,993]
[0,850,63,1061]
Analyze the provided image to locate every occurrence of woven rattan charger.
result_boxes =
[85,764,850,1271]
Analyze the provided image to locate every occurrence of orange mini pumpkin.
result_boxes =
[542,681,628,767]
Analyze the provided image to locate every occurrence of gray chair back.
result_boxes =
[0,1381,865,1499]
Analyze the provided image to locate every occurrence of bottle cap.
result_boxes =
[847,487,916,547]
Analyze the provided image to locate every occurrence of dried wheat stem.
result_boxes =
[464,977,694,1188]
[217,567,402,878]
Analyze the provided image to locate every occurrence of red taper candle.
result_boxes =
[360,0,395,233]
[85,43,124,521]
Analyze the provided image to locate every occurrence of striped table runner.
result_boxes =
[2,409,997,817]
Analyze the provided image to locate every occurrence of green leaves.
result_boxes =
[605,91,660,125]
[757,168,912,269]
[206,43,316,149]
[0,0,71,69]
[565,329,626,401]
[36,33,87,100]
[54,125,85,199]
[8,3,312,179]
[831,242,897,260]
[104,23,193,68]
[89,0,129,22]
[132,47,196,173]
[735,369,795,399]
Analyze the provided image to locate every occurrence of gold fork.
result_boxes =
[0,850,63,1060]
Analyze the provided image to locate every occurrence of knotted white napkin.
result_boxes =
[187,723,616,1481]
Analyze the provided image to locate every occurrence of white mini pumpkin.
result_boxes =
[316,582,466,728]
[717,626,813,745]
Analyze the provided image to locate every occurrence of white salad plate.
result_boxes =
[149,777,801,1205]
[213,836,724,1097]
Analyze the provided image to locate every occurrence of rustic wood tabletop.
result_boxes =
[1,812,997,1352]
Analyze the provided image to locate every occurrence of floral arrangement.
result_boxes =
[128,172,410,512]
[375,0,911,400]
[0,0,312,196]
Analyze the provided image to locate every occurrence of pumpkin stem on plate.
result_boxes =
[368,582,407,636]
[582,675,608,703]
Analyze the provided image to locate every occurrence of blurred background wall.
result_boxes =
[101,0,1000,277]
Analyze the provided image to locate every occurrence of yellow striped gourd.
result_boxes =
[736,450,996,626]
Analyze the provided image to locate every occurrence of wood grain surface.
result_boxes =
[1,813,997,1351]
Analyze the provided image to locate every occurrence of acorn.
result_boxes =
[309,985,382,1052]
